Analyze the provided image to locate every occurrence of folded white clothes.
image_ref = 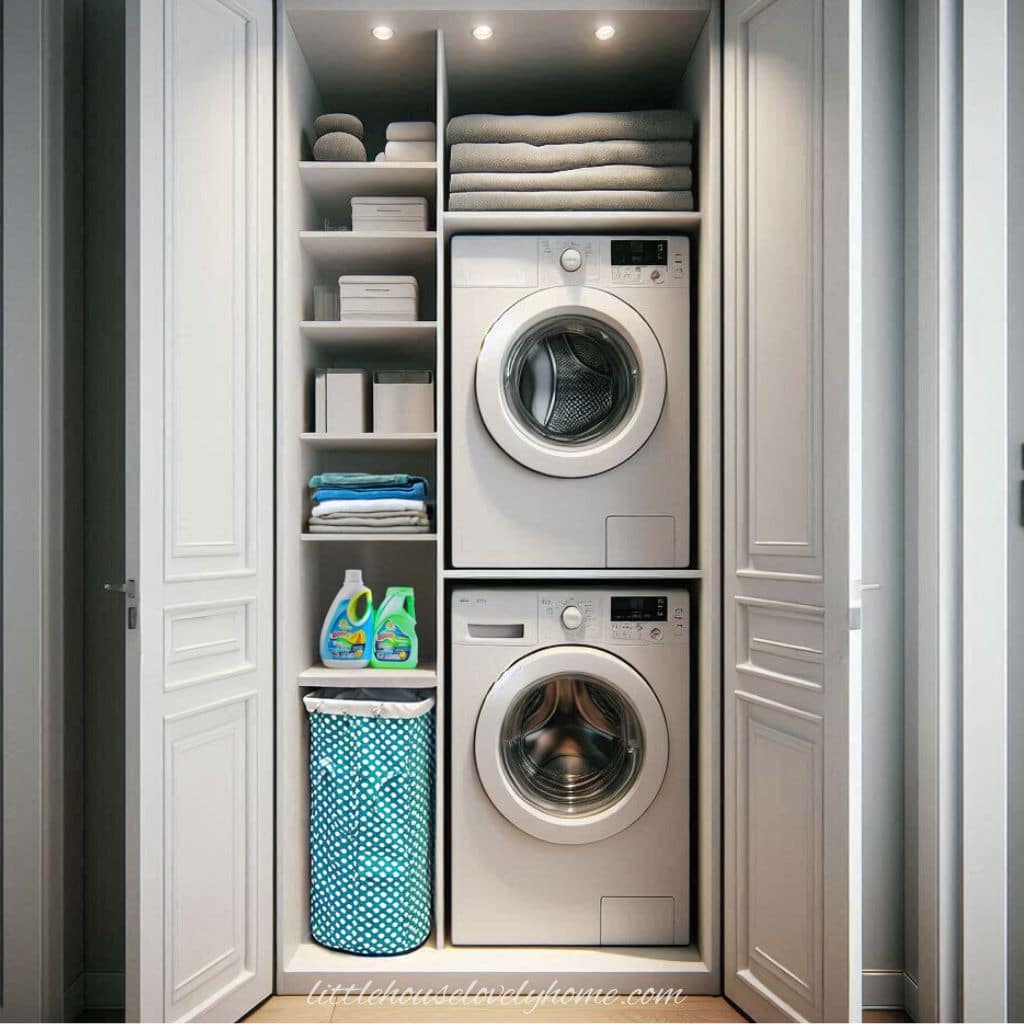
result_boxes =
[448,189,695,211]
[307,514,430,528]
[307,523,432,534]
[449,164,693,193]
[386,121,436,142]
[381,140,436,162]
[449,139,693,173]
[311,498,428,515]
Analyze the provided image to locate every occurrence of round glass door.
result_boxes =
[475,288,667,479]
[500,673,644,817]
[475,646,668,845]
[503,316,640,448]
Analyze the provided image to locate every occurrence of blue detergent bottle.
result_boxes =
[319,570,374,668]
[370,587,419,668]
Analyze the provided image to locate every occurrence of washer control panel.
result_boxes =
[537,589,690,645]
[537,236,689,288]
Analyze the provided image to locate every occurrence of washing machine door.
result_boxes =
[474,645,669,845]
[475,287,667,478]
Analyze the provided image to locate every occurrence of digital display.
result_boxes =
[610,596,668,622]
[611,240,668,267]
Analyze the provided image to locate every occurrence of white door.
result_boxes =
[124,0,274,1020]
[724,0,862,1021]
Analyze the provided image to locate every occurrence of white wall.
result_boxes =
[1008,2,1024,1019]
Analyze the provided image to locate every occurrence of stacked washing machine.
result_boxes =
[448,236,693,947]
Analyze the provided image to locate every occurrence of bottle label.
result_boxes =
[374,619,412,663]
[326,621,367,661]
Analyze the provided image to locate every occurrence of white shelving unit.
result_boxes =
[442,209,702,239]
[299,432,437,451]
[298,663,438,688]
[276,0,721,999]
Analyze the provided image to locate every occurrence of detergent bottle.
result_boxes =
[370,587,419,669]
[320,570,374,668]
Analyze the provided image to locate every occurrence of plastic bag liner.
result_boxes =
[304,688,435,955]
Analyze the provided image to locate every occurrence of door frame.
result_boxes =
[960,0,1010,1019]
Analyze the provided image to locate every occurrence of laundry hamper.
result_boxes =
[304,688,435,955]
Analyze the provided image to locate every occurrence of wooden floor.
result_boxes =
[244,994,748,1023]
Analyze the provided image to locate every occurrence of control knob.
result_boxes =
[560,247,583,272]
[560,605,584,630]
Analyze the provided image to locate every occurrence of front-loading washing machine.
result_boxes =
[450,586,690,946]
[450,235,690,568]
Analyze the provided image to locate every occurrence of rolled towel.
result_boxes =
[447,190,695,212]
[313,132,367,162]
[450,139,693,173]
[446,110,694,146]
[386,121,436,142]
[382,140,436,161]
[450,165,693,193]
[313,113,364,140]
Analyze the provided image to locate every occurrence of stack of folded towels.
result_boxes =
[446,110,695,211]
[307,472,431,534]
[375,121,436,163]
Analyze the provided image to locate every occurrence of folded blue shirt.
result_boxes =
[309,472,427,490]
[312,482,428,502]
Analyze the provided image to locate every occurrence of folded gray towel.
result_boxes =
[446,110,694,146]
[313,132,367,162]
[448,190,695,212]
[313,113,364,140]
[450,139,693,173]
[450,165,693,193]
[307,523,431,534]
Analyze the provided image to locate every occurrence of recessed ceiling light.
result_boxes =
[472,24,494,41]
[595,24,616,40]
[371,24,394,40]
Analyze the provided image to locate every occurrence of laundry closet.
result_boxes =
[117,1,905,1021]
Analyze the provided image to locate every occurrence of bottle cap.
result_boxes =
[344,569,363,583]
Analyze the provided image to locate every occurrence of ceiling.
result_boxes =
[287,4,710,117]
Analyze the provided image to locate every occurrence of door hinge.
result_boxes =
[848,606,862,631]
[104,578,138,629]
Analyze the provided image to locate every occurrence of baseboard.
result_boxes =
[85,970,125,1012]
[862,969,906,1009]
[64,972,86,1022]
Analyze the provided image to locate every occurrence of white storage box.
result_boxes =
[338,275,418,321]
[373,371,434,433]
[314,369,370,434]
[351,196,428,233]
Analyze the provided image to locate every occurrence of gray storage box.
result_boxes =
[338,275,418,321]
[351,196,428,233]
[373,371,434,433]
[314,369,371,434]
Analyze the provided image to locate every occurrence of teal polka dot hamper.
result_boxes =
[304,689,435,955]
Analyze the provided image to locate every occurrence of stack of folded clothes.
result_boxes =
[446,110,695,211]
[307,472,431,534]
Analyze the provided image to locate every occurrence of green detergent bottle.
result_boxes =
[370,587,419,669]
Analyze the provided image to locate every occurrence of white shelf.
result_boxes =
[442,209,702,240]
[299,230,437,276]
[444,568,704,580]
[299,161,437,221]
[298,663,437,688]
[281,939,709,990]
[299,320,437,365]
[301,532,437,543]
[300,432,436,451]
